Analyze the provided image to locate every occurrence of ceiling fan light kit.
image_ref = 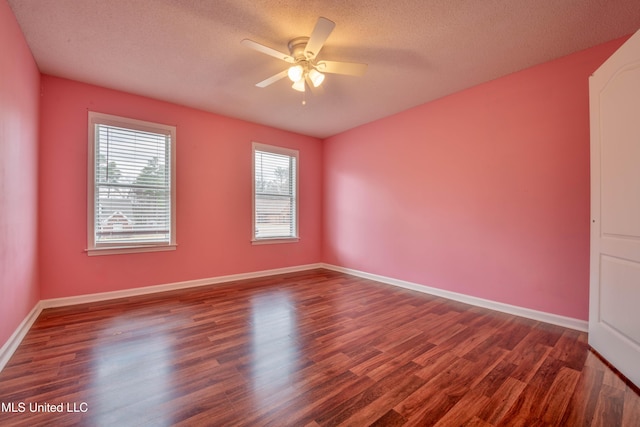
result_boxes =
[242,17,367,98]
[287,63,325,93]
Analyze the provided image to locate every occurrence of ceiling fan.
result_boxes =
[241,17,367,94]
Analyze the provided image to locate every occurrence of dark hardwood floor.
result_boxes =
[0,269,638,426]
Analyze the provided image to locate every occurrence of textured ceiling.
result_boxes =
[8,0,640,138]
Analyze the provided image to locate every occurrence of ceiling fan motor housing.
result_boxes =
[288,37,311,60]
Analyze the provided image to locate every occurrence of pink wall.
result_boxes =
[323,38,628,321]
[0,1,41,346]
[39,76,322,299]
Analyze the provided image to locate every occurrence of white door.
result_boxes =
[589,29,640,388]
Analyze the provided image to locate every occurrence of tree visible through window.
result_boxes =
[88,112,176,254]
[253,143,298,241]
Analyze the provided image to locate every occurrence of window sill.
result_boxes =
[251,237,299,245]
[86,244,177,256]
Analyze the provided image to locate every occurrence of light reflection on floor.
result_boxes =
[89,316,174,426]
[249,290,299,409]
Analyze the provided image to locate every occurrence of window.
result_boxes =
[87,112,176,255]
[252,143,298,243]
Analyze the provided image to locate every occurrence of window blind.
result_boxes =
[254,146,297,239]
[94,123,172,245]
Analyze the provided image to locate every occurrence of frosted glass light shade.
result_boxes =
[287,65,304,82]
[308,69,325,87]
[292,79,305,92]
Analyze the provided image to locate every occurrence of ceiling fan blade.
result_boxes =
[316,60,368,77]
[256,69,289,88]
[304,17,335,60]
[241,39,295,63]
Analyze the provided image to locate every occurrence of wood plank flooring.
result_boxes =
[0,269,638,426]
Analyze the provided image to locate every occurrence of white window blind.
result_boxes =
[88,112,176,253]
[253,143,298,241]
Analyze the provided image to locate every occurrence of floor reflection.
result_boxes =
[89,316,174,426]
[249,290,299,407]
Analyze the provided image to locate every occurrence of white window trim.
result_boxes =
[252,142,299,244]
[87,112,177,256]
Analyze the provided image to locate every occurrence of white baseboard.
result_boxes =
[321,263,588,332]
[0,302,43,372]
[41,263,324,309]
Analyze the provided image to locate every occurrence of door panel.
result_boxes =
[600,65,640,237]
[600,255,640,343]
